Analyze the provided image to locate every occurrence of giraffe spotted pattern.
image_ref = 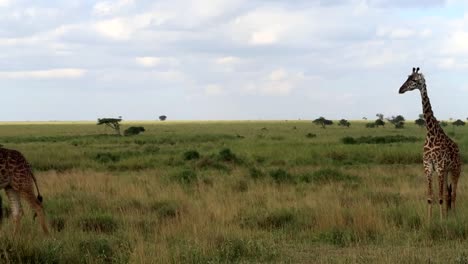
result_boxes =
[0,147,48,234]
[399,67,461,221]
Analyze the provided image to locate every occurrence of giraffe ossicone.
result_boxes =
[399,67,461,221]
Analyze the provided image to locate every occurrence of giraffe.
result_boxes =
[0,147,48,234]
[399,67,461,221]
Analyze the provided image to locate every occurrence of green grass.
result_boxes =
[0,120,467,263]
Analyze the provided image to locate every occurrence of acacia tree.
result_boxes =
[159,115,167,121]
[313,117,333,129]
[376,113,384,121]
[388,115,405,129]
[453,119,465,127]
[415,114,425,128]
[374,119,385,127]
[338,119,350,128]
[97,117,122,135]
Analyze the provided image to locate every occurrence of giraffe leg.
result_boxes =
[21,191,48,235]
[424,161,434,223]
[450,166,461,214]
[437,169,448,220]
[5,188,23,234]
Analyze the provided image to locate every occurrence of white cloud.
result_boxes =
[242,68,306,96]
[94,14,153,40]
[215,56,240,65]
[136,57,162,67]
[443,30,468,55]
[94,18,132,40]
[376,27,414,39]
[230,8,308,46]
[0,0,9,7]
[0,68,86,79]
[93,0,134,16]
[205,84,224,95]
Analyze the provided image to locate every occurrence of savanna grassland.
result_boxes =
[1,121,468,263]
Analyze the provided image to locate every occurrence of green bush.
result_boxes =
[341,135,419,144]
[124,126,145,136]
[300,168,359,184]
[79,238,113,262]
[151,200,181,219]
[249,167,264,179]
[269,169,294,184]
[79,213,118,234]
[172,169,198,184]
[93,152,120,163]
[219,148,237,162]
[183,150,200,160]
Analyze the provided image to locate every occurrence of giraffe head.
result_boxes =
[399,67,425,94]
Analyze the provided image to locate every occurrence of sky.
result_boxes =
[2,0,468,121]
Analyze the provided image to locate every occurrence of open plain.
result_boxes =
[0,121,467,263]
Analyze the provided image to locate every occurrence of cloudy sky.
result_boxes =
[1,0,468,121]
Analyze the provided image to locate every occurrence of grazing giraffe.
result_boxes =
[399,67,461,221]
[0,147,48,234]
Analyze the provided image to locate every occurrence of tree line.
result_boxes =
[313,114,467,129]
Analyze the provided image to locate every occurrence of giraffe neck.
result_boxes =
[420,84,442,136]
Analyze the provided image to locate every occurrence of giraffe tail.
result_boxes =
[30,171,43,221]
[30,172,43,203]
[448,184,452,210]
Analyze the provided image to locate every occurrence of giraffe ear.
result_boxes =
[412,67,416,73]
[416,67,420,73]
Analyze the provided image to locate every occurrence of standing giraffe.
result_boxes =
[399,67,461,221]
[0,147,48,234]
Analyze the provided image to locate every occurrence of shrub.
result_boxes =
[341,135,419,144]
[232,180,248,192]
[338,119,350,128]
[313,117,333,128]
[214,237,276,263]
[93,152,120,163]
[318,228,354,247]
[172,169,198,184]
[219,148,237,162]
[124,126,145,136]
[366,123,375,128]
[79,213,118,234]
[300,168,359,184]
[151,200,181,219]
[341,136,356,144]
[269,169,294,184]
[453,119,466,127]
[306,133,317,138]
[79,238,113,262]
[240,209,297,230]
[249,167,264,179]
[183,150,200,160]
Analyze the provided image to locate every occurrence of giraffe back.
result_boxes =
[0,148,34,191]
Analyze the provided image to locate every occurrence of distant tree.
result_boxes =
[453,119,465,127]
[124,126,145,136]
[415,114,425,128]
[440,121,448,127]
[159,115,167,121]
[374,119,385,127]
[387,115,405,129]
[338,119,350,128]
[376,113,384,121]
[313,117,333,129]
[415,118,425,128]
[366,123,376,128]
[97,117,122,135]
[362,117,367,121]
